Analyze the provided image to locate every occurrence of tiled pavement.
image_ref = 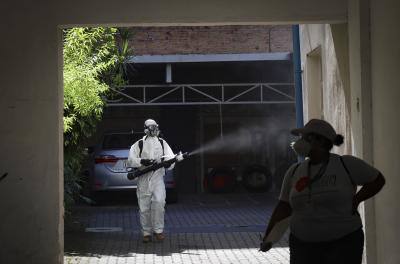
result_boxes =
[64,193,289,264]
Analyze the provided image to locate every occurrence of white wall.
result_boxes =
[299,24,352,155]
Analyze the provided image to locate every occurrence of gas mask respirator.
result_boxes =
[291,138,312,157]
[144,124,160,137]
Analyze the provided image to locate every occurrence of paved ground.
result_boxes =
[64,192,289,264]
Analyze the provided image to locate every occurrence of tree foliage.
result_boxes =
[63,27,130,209]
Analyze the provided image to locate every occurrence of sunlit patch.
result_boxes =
[65,247,290,263]
[85,227,123,232]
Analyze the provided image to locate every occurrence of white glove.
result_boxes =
[155,158,163,164]
[176,152,184,162]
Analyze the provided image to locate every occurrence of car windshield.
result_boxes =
[102,134,138,150]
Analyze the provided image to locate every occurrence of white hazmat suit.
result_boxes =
[127,135,175,236]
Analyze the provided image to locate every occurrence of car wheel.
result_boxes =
[206,167,236,193]
[242,165,271,192]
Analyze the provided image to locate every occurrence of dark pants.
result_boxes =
[289,228,364,264]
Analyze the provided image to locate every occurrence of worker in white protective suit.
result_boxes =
[127,119,183,243]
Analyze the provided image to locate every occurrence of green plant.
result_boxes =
[63,27,131,211]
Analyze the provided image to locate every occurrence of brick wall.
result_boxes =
[128,25,292,55]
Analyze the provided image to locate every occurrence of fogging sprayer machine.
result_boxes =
[127,152,190,180]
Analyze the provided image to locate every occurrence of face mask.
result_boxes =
[144,125,160,137]
[291,138,312,157]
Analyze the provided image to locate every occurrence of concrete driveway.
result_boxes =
[64,193,289,264]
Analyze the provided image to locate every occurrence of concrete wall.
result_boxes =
[299,24,352,155]
[0,23,64,263]
[370,0,400,263]
[300,1,400,263]
[53,0,347,26]
[128,25,292,55]
[348,1,377,262]
[0,0,369,263]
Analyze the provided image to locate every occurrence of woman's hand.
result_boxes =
[352,173,386,215]
[260,201,292,252]
[259,240,273,252]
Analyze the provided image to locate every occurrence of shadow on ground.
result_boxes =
[65,193,289,258]
[65,231,289,257]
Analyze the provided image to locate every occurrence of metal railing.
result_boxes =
[106,83,295,106]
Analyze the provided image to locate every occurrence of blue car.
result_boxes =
[88,132,178,204]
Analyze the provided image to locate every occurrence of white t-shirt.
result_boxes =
[279,153,380,242]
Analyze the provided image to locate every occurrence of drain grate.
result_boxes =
[85,227,123,233]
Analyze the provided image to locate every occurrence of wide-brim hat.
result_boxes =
[291,119,337,142]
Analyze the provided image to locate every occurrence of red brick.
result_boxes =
[127,25,293,55]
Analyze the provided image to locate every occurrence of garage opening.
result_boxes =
[64,25,296,263]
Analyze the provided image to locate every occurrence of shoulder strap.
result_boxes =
[158,138,164,155]
[139,137,164,157]
[138,139,143,157]
[288,163,301,188]
[339,156,356,189]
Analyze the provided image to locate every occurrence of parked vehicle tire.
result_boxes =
[242,165,271,192]
[206,167,236,193]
